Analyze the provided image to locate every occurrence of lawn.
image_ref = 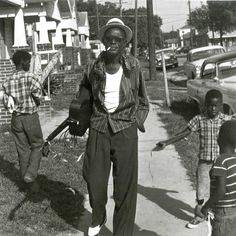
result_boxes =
[0,104,87,235]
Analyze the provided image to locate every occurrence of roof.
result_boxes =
[0,0,24,7]
[180,25,190,29]
[203,51,236,64]
[189,45,225,54]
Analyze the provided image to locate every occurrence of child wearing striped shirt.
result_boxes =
[197,120,236,236]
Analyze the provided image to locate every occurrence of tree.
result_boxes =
[77,0,162,48]
[208,1,236,45]
[190,1,236,46]
[191,4,209,34]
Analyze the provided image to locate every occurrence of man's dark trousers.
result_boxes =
[83,123,138,236]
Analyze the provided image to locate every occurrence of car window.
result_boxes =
[202,63,216,79]
[191,48,224,61]
[218,59,236,79]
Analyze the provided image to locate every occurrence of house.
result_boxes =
[90,39,105,58]
[178,25,192,47]
[164,38,179,49]
[0,0,79,66]
[0,0,81,125]
[77,11,90,49]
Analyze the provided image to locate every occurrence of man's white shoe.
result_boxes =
[88,217,107,236]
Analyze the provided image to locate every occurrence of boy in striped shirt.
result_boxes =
[197,120,236,236]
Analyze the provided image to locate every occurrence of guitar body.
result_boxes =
[68,98,92,136]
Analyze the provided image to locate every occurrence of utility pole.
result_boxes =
[119,0,122,17]
[95,0,100,35]
[147,0,156,80]
[188,0,193,48]
[133,0,138,57]
[117,0,127,18]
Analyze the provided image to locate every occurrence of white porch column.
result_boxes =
[13,8,28,47]
[38,16,50,44]
[85,36,91,49]
[54,22,64,45]
[81,35,85,48]
[66,29,72,47]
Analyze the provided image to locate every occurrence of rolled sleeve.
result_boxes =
[30,75,42,98]
[212,156,227,177]
[187,115,200,132]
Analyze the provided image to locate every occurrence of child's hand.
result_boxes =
[195,205,206,219]
[56,49,63,57]
[200,205,209,218]
[152,141,167,151]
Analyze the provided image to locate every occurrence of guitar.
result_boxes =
[42,97,92,157]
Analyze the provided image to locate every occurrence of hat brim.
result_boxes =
[98,24,133,44]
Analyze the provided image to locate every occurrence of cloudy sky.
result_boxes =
[97,0,207,32]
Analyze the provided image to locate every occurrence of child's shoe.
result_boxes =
[186,203,205,228]
[186,216,205,229]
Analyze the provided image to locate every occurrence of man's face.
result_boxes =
[103,27,127,55]
[206,97,222,118]
[22,59,31,72]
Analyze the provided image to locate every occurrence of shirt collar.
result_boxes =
[202,111,224,120]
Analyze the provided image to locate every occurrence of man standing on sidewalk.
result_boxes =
[78,18,149,236]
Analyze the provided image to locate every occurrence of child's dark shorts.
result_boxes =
[211,207,236,236]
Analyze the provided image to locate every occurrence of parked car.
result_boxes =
[184,45,226,80]
[176,46,191,54]
[187,51,236,114]
[155,48,178,69]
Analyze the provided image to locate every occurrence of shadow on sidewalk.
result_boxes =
[134,225,161,236]
[138,184,194,221]
[99,224,159,236]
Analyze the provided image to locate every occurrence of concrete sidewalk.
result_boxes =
[41,105,209,236]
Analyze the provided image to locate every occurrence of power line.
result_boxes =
[164,19,188,25]
[88,14,147,18]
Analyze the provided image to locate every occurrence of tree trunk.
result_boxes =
[220,28,223,46]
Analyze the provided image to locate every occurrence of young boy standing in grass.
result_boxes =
[2,50,61,194]
[196,120,236,236]
[156,89,234,229]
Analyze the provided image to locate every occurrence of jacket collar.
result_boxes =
[92,51,133,78]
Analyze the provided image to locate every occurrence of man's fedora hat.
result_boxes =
[98,18,133,43]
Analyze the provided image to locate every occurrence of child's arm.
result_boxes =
[198,175,226,217]
[30,50,62,85]
[154,128,191,151]
[41,50,62,83]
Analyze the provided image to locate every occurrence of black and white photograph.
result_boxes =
[1,0,236,235]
